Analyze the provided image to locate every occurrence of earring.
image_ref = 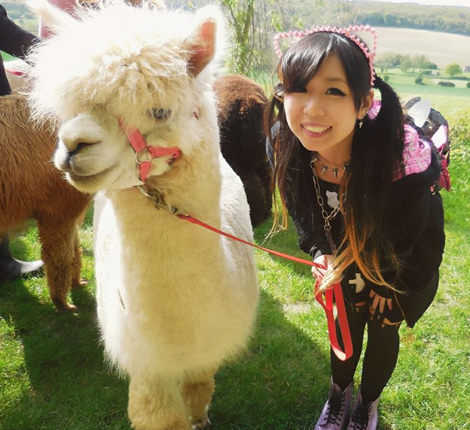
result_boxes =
[359,118,364,128]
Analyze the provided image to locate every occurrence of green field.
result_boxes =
[0,52,15,62]
[383,70,470,115]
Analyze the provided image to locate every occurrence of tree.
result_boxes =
[400,56,413,73]
[376,52,402,73]
[217,0,369,78]
[218,0,298,77]
[219,0,256,75]
[446,63,463,78]
[412,54,430,72]
[383,12,397,26]
[426,62,438,70]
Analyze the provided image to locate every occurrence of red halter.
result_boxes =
[118,118,182,182]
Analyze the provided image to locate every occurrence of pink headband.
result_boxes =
[273,25,377,87]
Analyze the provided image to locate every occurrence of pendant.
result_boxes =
[321,165,328,175]
[332,168,339,178]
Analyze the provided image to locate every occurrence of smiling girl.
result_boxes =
[265,27,445,430]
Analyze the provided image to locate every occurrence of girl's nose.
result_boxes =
[303,97,325,117]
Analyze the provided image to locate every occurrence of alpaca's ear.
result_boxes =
[186,18,217,77]
[27,0,77,36]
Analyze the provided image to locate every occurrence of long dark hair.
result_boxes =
[264,31,405,290]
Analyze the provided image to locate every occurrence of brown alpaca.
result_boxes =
[0,95,90,311]
[214,74,272,227]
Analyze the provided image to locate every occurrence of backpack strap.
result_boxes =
[431,124,451,191]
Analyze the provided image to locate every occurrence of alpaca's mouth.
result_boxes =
[68,165,115,185]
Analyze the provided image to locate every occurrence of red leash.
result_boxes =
[5,69,24,76]
[178,213,353,361]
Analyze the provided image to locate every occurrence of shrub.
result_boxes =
[467,82,470,88]
[438,81,455,87]
[415,75,423,85]
[383,74,390,83]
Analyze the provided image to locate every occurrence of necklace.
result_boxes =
[311,152,350,178]
[310,155,346,253]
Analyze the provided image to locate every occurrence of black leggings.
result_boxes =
[331,304,401,404]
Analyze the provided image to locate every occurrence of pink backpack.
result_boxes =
[369,100,451,191]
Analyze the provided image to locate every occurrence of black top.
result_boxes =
[267,133,445,327]
[0,4,39,96]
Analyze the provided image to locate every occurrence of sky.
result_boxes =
[371,0,470,7]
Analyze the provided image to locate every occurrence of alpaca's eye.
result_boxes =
[148,108,172,121]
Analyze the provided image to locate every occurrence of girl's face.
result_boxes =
[283,54,373,160]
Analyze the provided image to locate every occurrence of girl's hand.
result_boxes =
[312,254,333,281]
[369,289,393,316]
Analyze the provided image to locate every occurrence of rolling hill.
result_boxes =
[375,27,470,68]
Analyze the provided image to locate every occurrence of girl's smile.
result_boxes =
[302,123,332,137]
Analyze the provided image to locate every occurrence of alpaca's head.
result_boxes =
[27,0,224,193]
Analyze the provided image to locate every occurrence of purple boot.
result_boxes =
[314,378,352,430]
[346,391,379,430]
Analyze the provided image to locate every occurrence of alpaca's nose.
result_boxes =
[58,114,103,153]
[60,137,99,155]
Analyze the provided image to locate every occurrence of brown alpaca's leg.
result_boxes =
[182,368,217,429]
[77,207,88,227]
[71,225,87,289]
[128,376,190,430]
[37,219,79,311]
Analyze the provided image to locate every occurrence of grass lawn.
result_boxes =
[0,52,15,62]
[1,107,469,428]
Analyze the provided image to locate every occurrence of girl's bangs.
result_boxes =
[280,34,334,92]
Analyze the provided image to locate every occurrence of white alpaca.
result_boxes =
[27,1,259,429]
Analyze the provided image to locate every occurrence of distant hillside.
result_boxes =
[375,27,470,69]
[359,1,470,37]
[2,1,38,34]
[2,1,34,20]
[285,0,470,37]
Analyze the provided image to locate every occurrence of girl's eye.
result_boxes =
[148,108,172,121]
[326,88,346,96]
